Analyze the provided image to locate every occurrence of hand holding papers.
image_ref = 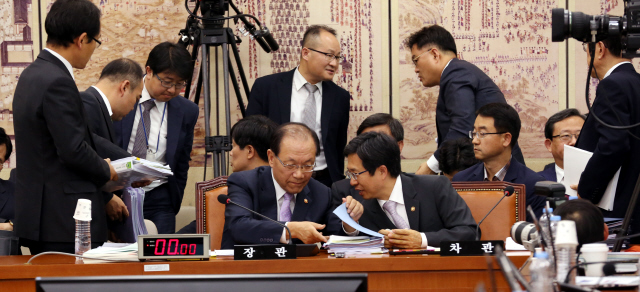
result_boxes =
[564,145,620,211]
[325,204,384,254]
[333,203,382,237]
[102,157,173,193]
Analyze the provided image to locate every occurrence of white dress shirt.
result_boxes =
[291,67,327,171]
[555,164,565,183]
[91,86,112,117]
[377,178,428,248]
[44,48,74,80]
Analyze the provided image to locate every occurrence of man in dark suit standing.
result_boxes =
[574,36,640,240]
[113,42,199,234]
[452,103,546,221]
[81,58,145,222]
[409,25,525,176]
[246,25,350,187]
[334,132,476,248]
[13,0,117,253]
[539,109,584,182]
[222,123,362,249]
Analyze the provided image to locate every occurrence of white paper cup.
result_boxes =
[580,243,609,277]
[73,199,92,221]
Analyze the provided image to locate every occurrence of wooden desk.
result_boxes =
[0,252,529,291]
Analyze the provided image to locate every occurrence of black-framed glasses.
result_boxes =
[306,47,343,62]
[552,133,580,143]
[411,48,433,66]
[469,131,507,139]
[275,155,315,173]
[345,169,368,181]
[91,37,102,48]
[154,74,187,90]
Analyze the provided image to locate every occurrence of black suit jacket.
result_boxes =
[221,166,341,249]
[575,63,640,230]
[113,94,199,214]
[245,69,350,183]
[13,50,111,242]
[538,163,558,182]
[452,157,546,221]
[332,174,477,247]
[436,58,525,164]
[0,179,15,221]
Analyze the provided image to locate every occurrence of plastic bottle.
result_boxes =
[75,219,91,256]
[530,251,553,292]
[548,215,562,276]
[539,207,553,248]
[555,220,579,284]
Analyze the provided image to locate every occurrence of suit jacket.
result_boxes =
[332,174,477,247]
[221,166,341,249]
[13,50,111,242]
[452,156,546,221]
[81,87,133,204]
[436,58,525,164]
[245,69,350,183]
[575,63,640,231]
[113,94,199,213]
[0,179,15,221]
[538,163,558,182]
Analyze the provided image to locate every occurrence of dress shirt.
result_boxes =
[92,86,112,117]
[555,164,564,183]
[426,59,456,173]
[272,171,297,244]
[483,159,510,181]
[291,67,327,171]
[603,61,631,80]
[377,178,428,248]
[44,48,74,80]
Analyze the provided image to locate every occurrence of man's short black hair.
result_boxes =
[270,122,320,157]
[476,103,521,148]
[344,132,401,178]
[301,25,337,47]
[99,58,144,91]
[146,42,193,81]
[544,108,585,139]
[357,113,404,142]
[231,115,278,162]
[601,34,623,58]
[45,0,101,48]
[554,199,605,247]
[0,127,12,161]
[406,25,457,55]
[437,137,477,175]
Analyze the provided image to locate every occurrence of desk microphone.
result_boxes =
[476,186,515,240]
[217,194,293,245]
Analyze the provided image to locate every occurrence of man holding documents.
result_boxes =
[539,109,584,182]
[221,123,360,248]
[335,132,477,248]
[575,36,640,240]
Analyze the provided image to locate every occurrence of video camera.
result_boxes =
[551,0,640,58]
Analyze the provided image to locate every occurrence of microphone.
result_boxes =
[476,186,515,240]
[217,194,293,245]
[259,26,279,52]
[602,262,617,276]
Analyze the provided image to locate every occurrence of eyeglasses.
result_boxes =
[154,74,187,90]
[345,169,368,181]
[412,48,434,66]
[307,47,343,62]
[469,131,507,139]
[552,133,580,143]
[91,37,102,48]
[275,155,315,173]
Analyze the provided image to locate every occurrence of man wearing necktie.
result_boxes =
[221,123,362,248]
[113,42,199,234]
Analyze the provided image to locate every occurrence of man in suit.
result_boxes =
[13,0,117,253]
[409,25,525,176]
[82,58,145,222]
[452,103,546,221]
[222,123,362,248]
[113,42,199,234]
[574,36,640,241]
[246,25,350,188]
[334,132,477,248]
[0,128,15,232]
[539,109,584,182]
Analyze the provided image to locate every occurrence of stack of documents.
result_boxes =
[109,187,147,243]
[102,157,173,193]
[564,145,620,211]
[324,235,385,254]
[82,242,139,263]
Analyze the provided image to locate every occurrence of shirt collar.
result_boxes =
[483,158,511,181]
[141,76,166,109]
[44,48,74,80]
[555,163,565,183]
[603,61,631,79]
[293,67,323,95]
[441,59,453,77]
[91,86,112,117]
[377,177,404,209]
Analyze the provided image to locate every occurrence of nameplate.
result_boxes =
[234,244,297,260]
[440,240,504,256]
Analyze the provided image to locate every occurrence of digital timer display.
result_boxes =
[138,234,209,260]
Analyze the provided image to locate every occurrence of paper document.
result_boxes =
[333,203,383,237]
[102,157,173,192]
[563,145,620,211]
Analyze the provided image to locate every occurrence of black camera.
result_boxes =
[551,0,640,58]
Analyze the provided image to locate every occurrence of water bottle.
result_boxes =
[539,207,553,248]
[75,219,91,255]
[555,220,579,284]
[530,251,553,292]
[548,215,562,276]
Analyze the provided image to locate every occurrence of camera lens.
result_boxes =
[551,8,593,42]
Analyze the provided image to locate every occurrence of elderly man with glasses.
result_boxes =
[221,123,362,249]
[539,109,585,182]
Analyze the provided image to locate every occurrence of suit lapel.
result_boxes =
[259,168,279,220]
[120,101,137,149]
[291,186,312,221]
[365,199,396,229]
[279,70,295,123]
[400,175,420,230]
[165,98,183,167]
[320,83,334,146]
[503,157,519,183]
[89,87,117,142]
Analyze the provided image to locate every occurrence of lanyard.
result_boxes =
[139,101,167,155]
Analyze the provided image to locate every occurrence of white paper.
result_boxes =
[333,203,383,237]
[212,249,234,256]
[505,237,527,251]
[563,145,620,211]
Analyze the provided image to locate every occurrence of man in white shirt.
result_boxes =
[539,109,585,183]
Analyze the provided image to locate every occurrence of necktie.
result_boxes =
[132,99,156,158]
[280,192,294,222]
[302,83,318,130]
[383,200,410,229]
